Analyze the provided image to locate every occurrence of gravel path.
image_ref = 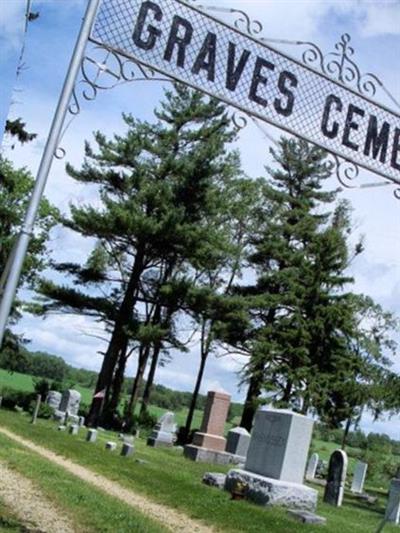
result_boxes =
[0,461,77,533]
[0,427,214,533]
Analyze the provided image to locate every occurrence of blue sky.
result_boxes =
[1,0,399,438]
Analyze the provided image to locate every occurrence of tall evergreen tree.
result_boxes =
[34,85,242,426]
[218,139,362,429]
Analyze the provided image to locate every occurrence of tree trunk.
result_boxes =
[240,363,264,431]
[106,340,129,423]
[124,343,151,425]
[182,353,208,444]
[341,416,352,450]
[87,245,146,427]
[140,344,161,417]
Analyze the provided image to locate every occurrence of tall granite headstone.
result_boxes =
[323,450,348,507]
[147,412,177,447]
[385,479,400,525]
[351,461,368,494]
[225,409,318,511]
[305,453,319,481]
[225,427,251,460]
[59,389,81,416]
[184,390,231,463]
[46,391,62,410]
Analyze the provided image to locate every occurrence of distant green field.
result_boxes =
[0,368,205,430]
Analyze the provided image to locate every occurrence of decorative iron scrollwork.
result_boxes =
[190,1,263,36]
[293,33,399,110]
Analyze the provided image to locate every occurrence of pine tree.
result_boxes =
[34,85,242,426]
[218,138,361,430]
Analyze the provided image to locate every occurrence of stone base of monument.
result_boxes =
[147,430,175,448]
[225,469,318,511]
[287,509,326,525]
[184,444,244,465]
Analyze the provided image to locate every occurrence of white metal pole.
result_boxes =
[0,0,101,347]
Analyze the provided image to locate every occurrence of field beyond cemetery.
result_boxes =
[0,410,397,533]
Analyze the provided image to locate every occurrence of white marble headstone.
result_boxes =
[351,461,368,494]
[305,453,319,481]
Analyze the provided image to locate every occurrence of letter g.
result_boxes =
[133,1,163,51]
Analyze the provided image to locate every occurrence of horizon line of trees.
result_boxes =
[1,85,400,444]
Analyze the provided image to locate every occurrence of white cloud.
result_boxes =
[0,0,26,52]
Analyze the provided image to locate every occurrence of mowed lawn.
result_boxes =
[0,410,396,533]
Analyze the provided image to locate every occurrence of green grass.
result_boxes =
[0,369,207,429]
[0,429,165,532]
[0,410,397,533]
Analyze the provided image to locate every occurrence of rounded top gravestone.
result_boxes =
[323,449,348,507]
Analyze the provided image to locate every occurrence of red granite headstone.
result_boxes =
[191,390,231,452]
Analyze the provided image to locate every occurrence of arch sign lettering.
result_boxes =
[91,0,400,182]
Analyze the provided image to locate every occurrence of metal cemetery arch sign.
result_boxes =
[90,0,400,185]
[0,0,399,344]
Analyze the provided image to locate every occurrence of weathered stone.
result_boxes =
[305,453,319,481]
[58,425,66,431]
[385,479,400,524]
[46,391,62,410]
[121,443,134,457]
[203,472,227,489]
[86,429,97,443]
[245,409,314,485]
[147,412,177,448]
[184,390,231,462]
[135,459,149,465]
[53,409,66,422]
[78,416,85,427]
[69,424,79,435]
[323,450,348,507]
[68,414,80,425]
[59,390,81,416]
[288,509,327,525]
[184,446,232,465]
[357,493,378,505]
[226,427,251,460]
[225,470,318,511]
[105,441,117,451]
[351,462,368,494]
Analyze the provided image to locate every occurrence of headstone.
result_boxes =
[78,416,85,427]
[105,441,117,451]
[46,391,62,410]
[351,461,368,494]
[225,427,251,460]
[287,510,327,525]
[245,409,314,484]
[68,414,80,425]
[58,425,66,431]
[147,412,177,448]
[86,429,97,443]
[305,453,319,481]
[69,424,79,436]
[121,442,134,457]
[225,409,318,511]
[184,390,231,463]
[59,390,81,416]
[53,410,66,422]
[323,450,348,506]
[385,479,400,524]
[31,394,41,425]
[202,472,227,489]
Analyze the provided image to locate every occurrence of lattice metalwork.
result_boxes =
[59,0,400,198]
